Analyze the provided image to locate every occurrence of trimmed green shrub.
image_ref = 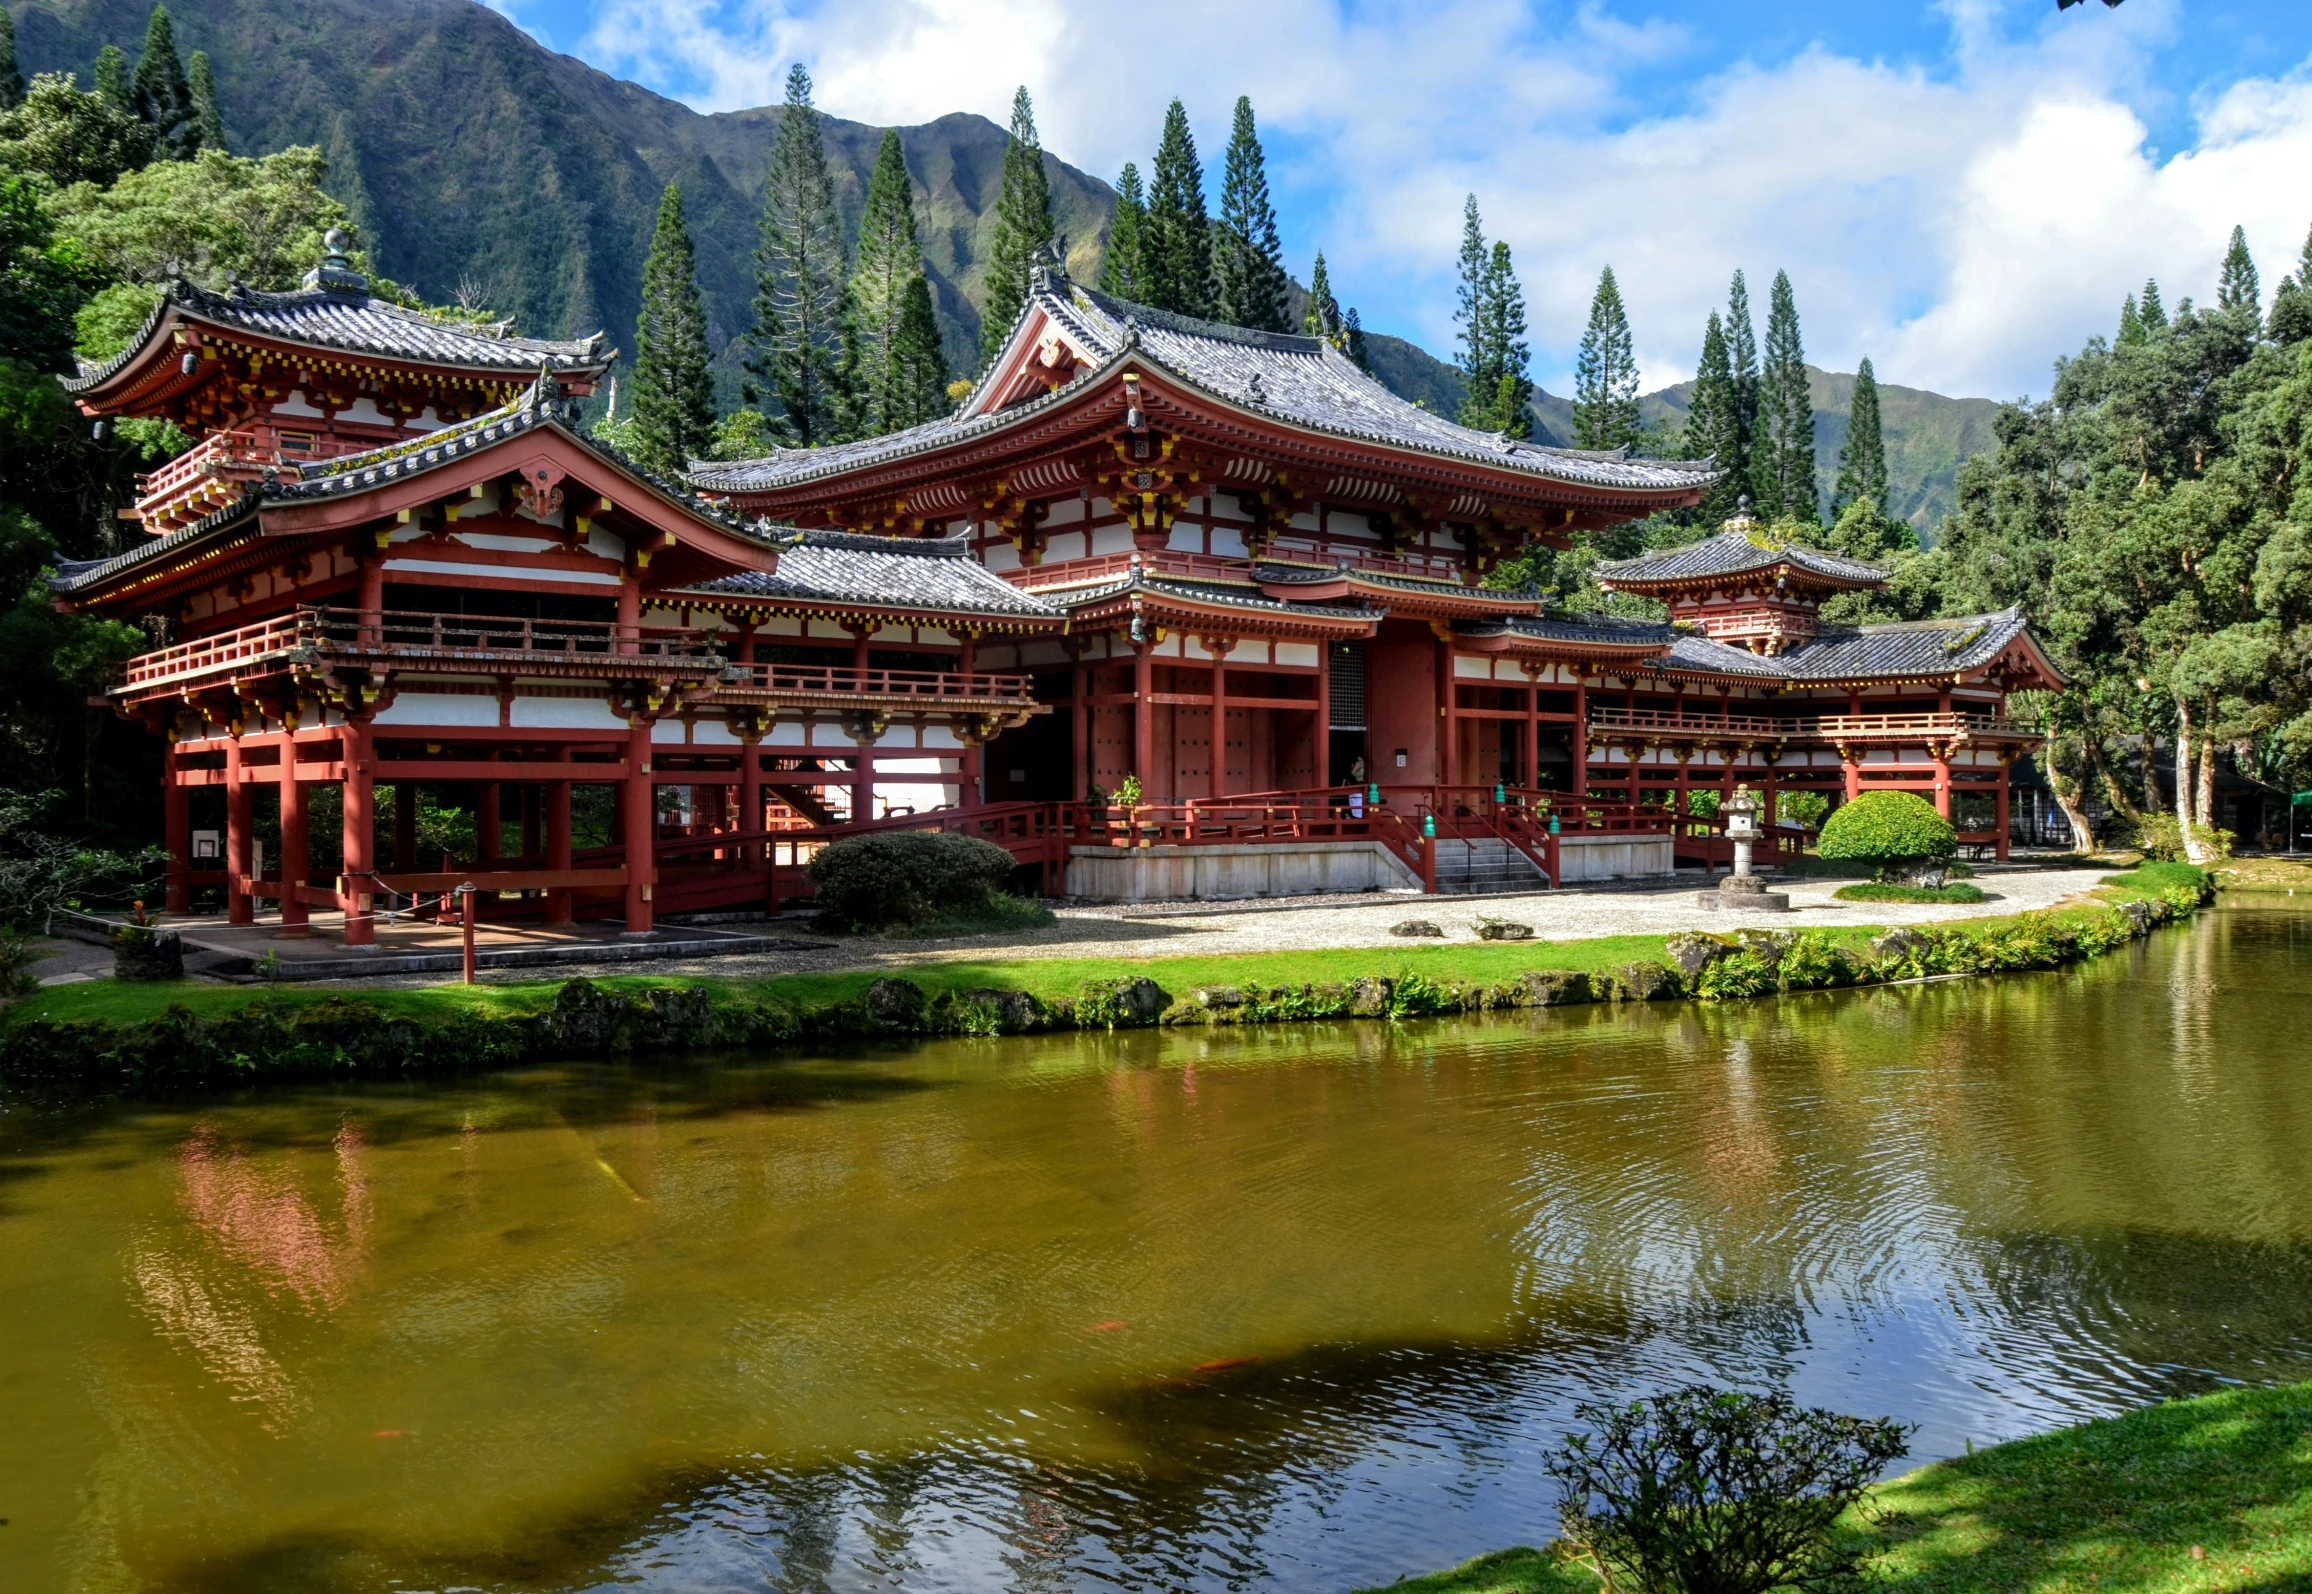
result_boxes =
[1818,791,1956,880]
[805,830,1022,930]
[1833,881,1988,904]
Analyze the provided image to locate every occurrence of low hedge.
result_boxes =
[0,885,2209,1092]
[1832,881,1987,905]
[806,829,1021,930]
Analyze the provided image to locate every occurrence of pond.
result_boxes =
[4,901,2311,1593]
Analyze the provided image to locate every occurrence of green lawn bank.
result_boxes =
[1355,1378,2312,1594]
[0,866,2209,1092]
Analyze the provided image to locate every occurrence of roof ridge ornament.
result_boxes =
[1029,237,1070,295]
[301,226,369,295]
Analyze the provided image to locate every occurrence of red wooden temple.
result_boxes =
[57,236,2061,942]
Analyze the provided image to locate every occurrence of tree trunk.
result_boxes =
[2195,723,2218,833]
[2085,736,2142,822]
[2047,739,2098,852]
[2175,700,2213,864]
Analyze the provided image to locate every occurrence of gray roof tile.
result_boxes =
[1779,607,2039,680]
[1597,528,1889,588]
[686,531,1062,620]
[691,277,1723,499]
[66,281,611,393]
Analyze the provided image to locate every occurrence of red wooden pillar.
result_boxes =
[357,554,384,646]
[163,755,191,914]
[739,732,764,844]
[546,777,574,924]
[340,722,376,947]
[1132,643,1154,795]
[1933,745,1953,818]
[1841,748,1862,802]
[224,739,253,925]
[279,749,310,935]
[617,571,641,657]
[1995,756,2013,861]
[1525,668,1541,792]
[1437,632,1459,792]
[1208,642,1229,801]
[1070,653,1089,800]
[1572,674,1589,798]
[624,717,654,933]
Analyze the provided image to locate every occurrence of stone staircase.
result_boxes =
[1432,836,1550,895]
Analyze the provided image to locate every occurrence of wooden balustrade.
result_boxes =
[1583,706,2026,739]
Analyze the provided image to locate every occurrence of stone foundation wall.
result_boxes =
[1555,835,1675,882]
[1064,842,1423,902]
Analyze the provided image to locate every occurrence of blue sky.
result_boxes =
[488,0,2312,400]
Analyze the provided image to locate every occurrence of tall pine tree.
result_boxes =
[131,5,194,158]
[186,49,222,150]
[890,274,951,426]
[0,9,24,111]
[1753,268,1816,524]
[851,129,930,434]
[628,184,717,477]
[1211,96,1287,331]
[1144,100,1210,317]
[1686,311,1744,523]
[2217,224,2259,316]
[980,86,1053,368]
[1453,194,1491,416]
[1832,354,1889,514]
[1572,265,1639,450]
[1341,306,1370,373]
[1099,162,1148,299]
[93,45,133,113]
[1451,205,1530,437]
[2118,293,2147,346]
[1303,250,1340,338]
[2140,278,2167,331]
[1726,269,1760,497]
[746,63,850,447]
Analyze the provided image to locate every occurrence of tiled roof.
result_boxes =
[687,531,1062,620]
[1780,607,2040,681]
[1041,570,1376,623]
[1459,613,1681,652]
[690,275,1723,498]
[1596,528,1889,588]
[65,280,611,393]
[49,490,261,594]
[50,378,761,597]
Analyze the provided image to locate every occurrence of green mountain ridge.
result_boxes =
[12,0,1999,529]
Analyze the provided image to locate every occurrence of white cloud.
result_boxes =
[576,0,2312,400]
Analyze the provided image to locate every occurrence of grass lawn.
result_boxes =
[1351,1380,2312,1594]
[4,931,1815,1031]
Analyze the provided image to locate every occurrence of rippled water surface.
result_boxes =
[5,902,2312,1592]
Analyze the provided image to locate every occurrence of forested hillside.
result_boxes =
[12,0,1997,526]
[10,0,1118,376]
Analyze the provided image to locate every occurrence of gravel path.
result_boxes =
[341,864,2111,989]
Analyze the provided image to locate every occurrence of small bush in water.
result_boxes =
[806,830,1020,930]
[1547,1385,1910,1594]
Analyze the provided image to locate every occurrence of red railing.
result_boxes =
[132,430,269,530]
[1584,706,2028,740]
[1000,549,1251,590]
[713,663,1038,702]
[1250,546,1469,583]
[118,612,304,688]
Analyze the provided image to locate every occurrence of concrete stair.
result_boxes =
[1433,836,1550,895]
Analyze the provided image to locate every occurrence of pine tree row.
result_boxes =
[1097,96,1371,370]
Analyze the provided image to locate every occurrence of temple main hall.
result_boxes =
[55,237,2061,941]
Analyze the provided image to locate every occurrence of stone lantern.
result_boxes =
[1699,784,1790,911]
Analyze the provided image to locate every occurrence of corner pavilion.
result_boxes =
[56,239,2062,940]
